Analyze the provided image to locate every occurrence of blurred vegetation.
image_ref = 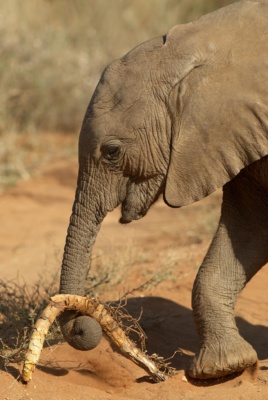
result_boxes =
[0,0,234,185]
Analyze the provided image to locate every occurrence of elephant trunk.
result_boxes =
[60,181,104,296]
[59,164,118,350]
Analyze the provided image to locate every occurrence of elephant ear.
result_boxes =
[164,25,268,207]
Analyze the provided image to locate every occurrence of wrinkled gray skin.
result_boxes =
[59,0,268,379]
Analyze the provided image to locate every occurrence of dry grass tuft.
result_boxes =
[0,274,62,367]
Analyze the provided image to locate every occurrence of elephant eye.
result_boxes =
[102,144,121,161]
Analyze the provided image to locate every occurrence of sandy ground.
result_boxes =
[1,156,268,400]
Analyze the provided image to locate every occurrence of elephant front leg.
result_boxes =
[189,172,268,379]
[189,234,258,379]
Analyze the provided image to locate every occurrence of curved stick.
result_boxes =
[22,294,173,383]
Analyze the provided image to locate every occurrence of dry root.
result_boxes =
[21,294,176,383]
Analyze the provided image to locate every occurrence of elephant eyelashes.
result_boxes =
[102,144,121,161]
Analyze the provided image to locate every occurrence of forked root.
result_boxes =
[21,294,175,383]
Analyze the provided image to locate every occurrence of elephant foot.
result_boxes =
[188,334,258,379]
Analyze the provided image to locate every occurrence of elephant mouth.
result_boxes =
[119,175,165,224]
[119,209,147,224]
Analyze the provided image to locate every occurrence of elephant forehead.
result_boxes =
[90,73,151,133]
[87,105,145,141]
[95,71,149,111]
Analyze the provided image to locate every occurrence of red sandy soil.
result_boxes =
[1,155,268,400]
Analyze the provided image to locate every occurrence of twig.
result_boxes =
[21,294,175,384]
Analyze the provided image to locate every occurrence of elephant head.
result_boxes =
[59,1,268,350]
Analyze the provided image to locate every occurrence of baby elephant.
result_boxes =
[59,0,268,379]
